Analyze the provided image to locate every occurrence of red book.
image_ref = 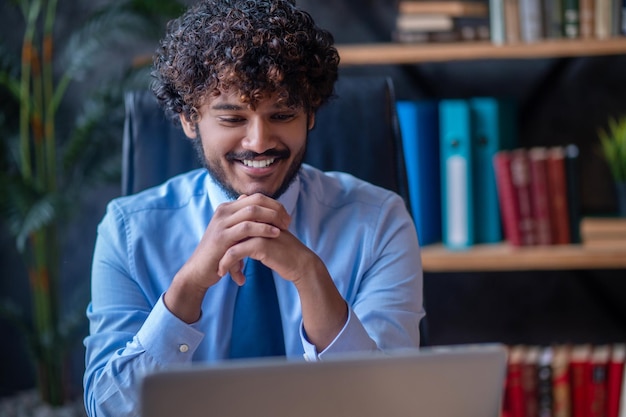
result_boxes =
[546,147,571,245]
[510,148,535,245]
[537,346,554,417]
[570,344,593,417]
[522,346,540,417]
[505,345,528,417]
[528,147,553,245]
[552,345,572,417]
[588,345,610,417]
[494,151,523,246]
[606,344,625,417]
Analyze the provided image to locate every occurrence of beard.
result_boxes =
[191,134,306,201]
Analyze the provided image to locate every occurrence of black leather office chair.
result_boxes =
[121,75,428,345]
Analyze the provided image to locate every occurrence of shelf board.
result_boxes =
[336,37,626,66]
[421,242,626,272]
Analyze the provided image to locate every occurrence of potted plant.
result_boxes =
[0,0,184,408]
[598,115,626,216]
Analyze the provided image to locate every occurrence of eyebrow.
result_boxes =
[211,103,245,111]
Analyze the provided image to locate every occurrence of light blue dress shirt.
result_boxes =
[83,164,424,417]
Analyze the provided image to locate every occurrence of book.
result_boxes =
[504,0,522,42]
[510,148,535,246]
[537,346,554,417]
[607,344,625,417]
[580,217,626,240]
[564,144,581,244]
[588,345,610,417]
[543,0,564,38]
[396,100,442,246]
[505,345,528,417]
[594,0,611,38]
[393,17,491,43]
[570,344,593,417]
[522,346,541,417]
[552,345,572,417]
[528,147,553,245]
[562,0,581,37]
[398,1,490,16]
[440,99,474,250]
[546,147,571,245]
[494,151,523,246]
[396,13,455,32]
[470,97,517,244]
[579,0,596,38]
[519,0,544,42]
[490,0,507,43]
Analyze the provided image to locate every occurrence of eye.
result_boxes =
[218,116,245,124]
[272,113,296,122]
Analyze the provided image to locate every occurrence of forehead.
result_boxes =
[206,88,300,111]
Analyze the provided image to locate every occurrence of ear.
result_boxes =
[307,113,315,130]
[179,114,197,139]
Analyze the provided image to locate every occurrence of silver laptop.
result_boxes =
[141,343,507,417]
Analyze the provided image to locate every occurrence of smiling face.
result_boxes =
[180,90,315,200]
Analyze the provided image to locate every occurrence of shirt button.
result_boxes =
[179,344,189,353]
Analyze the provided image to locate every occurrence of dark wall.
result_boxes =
[1,0,625,399]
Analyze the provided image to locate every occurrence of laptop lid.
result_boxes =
[141,343,507,417]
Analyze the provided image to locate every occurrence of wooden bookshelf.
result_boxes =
[336,37,626,66]
[421,242,626,272]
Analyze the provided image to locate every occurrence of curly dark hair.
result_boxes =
[152,0,340,124]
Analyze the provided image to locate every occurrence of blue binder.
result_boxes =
[469,97,517,244]
[396,100,441,246]
[439,99,474,250]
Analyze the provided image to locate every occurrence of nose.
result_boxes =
[242,118,275,153]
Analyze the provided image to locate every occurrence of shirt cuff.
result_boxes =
[300,305,376,361]
[136,294,205,365]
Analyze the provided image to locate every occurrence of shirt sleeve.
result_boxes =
[301,193,425,361]
[83,203,204,417]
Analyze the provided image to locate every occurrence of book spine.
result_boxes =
[607,344,625,417]
[562,0,580,37]
[579,0,595,38]
[537,347,554,417]
[552,345,572,417]
[570,345,592,417]
[519,0,544,42]
[494,151,523,246]
[504,0,522,42]
[490,0,507,43]
[397,100,442,246]
[544,0,564,38]
[588,346,610,417]
[564,144,581,244]
[528,147,553,245]
[510,148,535,246]
[546,147,571,245]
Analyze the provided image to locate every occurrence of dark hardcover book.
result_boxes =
[510,148,535,246]
[494,151,523,246]
[564,144,581,244]
[537,346,554,417]
[528,147,553,245]
[546,147,571,245]
[562,0,580,37]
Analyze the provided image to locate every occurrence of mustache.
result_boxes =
[226,149,291,161]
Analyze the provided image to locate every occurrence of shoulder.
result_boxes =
[106,169,208,217]
[298,164,404,212]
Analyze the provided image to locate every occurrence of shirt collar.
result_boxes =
[205,170,300,216]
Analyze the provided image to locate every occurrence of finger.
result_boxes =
[229,259,246,286]
[217,237,269,277]
[232,194,291,229]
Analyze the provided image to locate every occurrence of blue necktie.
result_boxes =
[229,258,286,358]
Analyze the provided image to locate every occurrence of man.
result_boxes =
[83,1,424,416]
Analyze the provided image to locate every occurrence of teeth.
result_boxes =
[242,158,275,168]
